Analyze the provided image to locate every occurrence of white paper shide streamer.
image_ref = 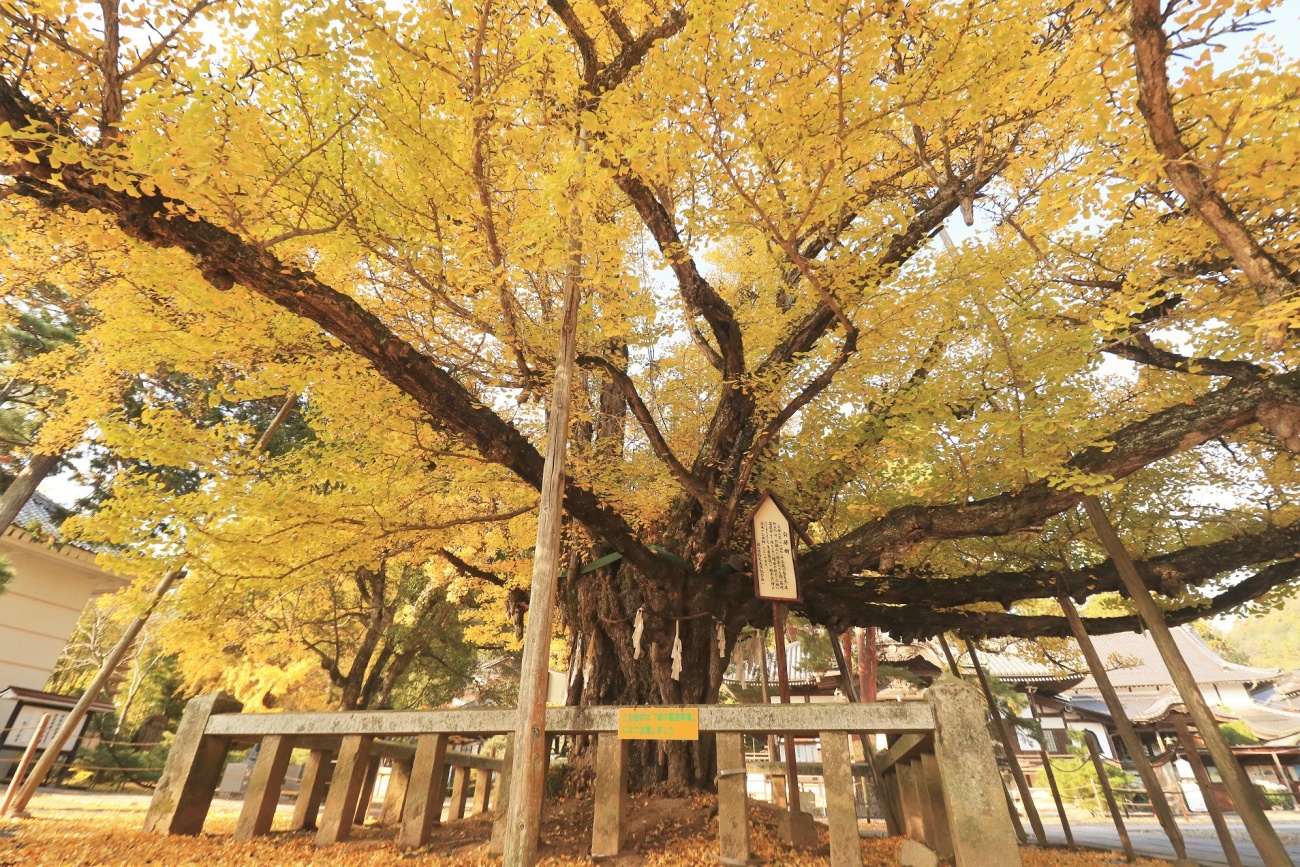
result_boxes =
[632,607,645,660]
[716,622,726,658]
[671,620,683,681]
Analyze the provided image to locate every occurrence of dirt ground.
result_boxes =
[0,789,1174,866]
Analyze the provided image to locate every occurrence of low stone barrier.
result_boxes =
[142,675,1017,865]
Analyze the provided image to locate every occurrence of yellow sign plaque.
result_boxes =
[617,707,700,741]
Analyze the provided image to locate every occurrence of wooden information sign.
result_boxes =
[617,708,699,741]
[751,492,801,601]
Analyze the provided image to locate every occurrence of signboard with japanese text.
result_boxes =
[1,706,80,752]
[751,493,801,601]
[617,707,699,740]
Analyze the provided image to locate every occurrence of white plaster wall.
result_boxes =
[0,531,125,730]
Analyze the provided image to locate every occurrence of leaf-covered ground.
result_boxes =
[0,790,1173,866]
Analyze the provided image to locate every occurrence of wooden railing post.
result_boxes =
[926,675,1023,866]
[716,732,750,867]
[233,734,295,840]
[142,692,244,835]
[397,733,450,850]
[590,734,629,858]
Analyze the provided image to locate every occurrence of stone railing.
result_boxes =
[142,676,1017,866]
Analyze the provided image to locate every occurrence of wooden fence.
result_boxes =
[142,676,1018,866]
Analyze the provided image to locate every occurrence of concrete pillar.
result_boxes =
[142,692,244,835]
[290,751,331,831]
[926,675,1023,867]
[471,767,493,816]
[716,732,750,867]
[489,734,515,856]
[353,756,380,825]
[448,765,470,820]
[315,735,374,846]
[820,731,863,867]
[919,752,954,861]
[380,759,411,826]
[590,734,629,858]
[233,734,295,840]
[397,733,450,850]
[896,758,925,841]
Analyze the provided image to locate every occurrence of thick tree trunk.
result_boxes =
[566,556,739,790]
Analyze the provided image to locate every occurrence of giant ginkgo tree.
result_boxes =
[2,0,1298,786]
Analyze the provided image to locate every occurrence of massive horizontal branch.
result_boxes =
[800,367,1300,585]
[812,558,1300,641]
[0,78,674,582]
[817,522,1300,610]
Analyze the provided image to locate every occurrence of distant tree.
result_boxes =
[1191,621,1251,667]
[1228,598,1300,673]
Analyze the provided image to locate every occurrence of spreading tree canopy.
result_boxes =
[2,0,1298,785]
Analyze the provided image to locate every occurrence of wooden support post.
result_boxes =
[590,734,629,858]
[500,145,585,867]
[918,752,954,861]
[1084,731,1135,863]
[830,627,900,836]
[233,735,295,840]
[448,765,470,820]
[758,630,786,809]
[926,675,1023,867]
[965,639,1047,845]
[398,733,450,850]
[290,751,331,831]
[1082,495,1293,866]
[1003,780,1028,845]
[820,731,863,867]
[471,767,493,816]
[353,756,380,825]
[1059,592,1189,860]
[490,734,515,856]
[380,759,411,826]
[1027,692,1075,851]
[142,692,244,835]
[771,603,817,848]
[1173,716,1243,867]
[716,732,751,867]
[315,735,374,846]
[1037,745,1075,850]
[0,712,50,817]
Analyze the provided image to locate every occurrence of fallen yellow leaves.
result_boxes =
[0,791,1173,866]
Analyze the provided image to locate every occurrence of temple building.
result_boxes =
[0,491,126,779]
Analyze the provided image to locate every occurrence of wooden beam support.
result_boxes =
[1083,495,1291,866]
[1059,592,1188,859]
